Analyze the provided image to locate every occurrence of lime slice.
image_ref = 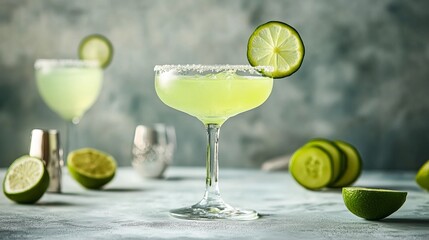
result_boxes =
[78,34,113,68]
[3,156,49,204]
[416,160,429,191]
[289,146,333,190]
[67,148,116,189]
[342,187,407,220]
[330,141,362,188]
[304,139,346,185]
[247,21,305,78]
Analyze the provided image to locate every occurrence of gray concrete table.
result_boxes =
[1,167,429,239]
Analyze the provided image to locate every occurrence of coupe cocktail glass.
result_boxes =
[155,65,273,220]
[34,59,103,159]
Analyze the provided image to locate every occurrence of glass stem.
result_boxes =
[204,124,222,202]
[64,120,77,165]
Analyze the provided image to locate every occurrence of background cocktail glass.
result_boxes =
[34,59,103,161]
[155,64,273,220]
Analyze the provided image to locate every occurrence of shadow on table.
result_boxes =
[36,201,78,207]
[380,217,429,226]
[321,188,342,193]
[164,176,202,181]
[51,192,91,196]
[102,187,145,192]
[258,213,272,219]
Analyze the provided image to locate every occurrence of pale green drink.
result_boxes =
[155,72,273,125]
[36,67,102,121]
[155,65,274,220]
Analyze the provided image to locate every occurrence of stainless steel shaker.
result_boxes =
[29,129,62,193]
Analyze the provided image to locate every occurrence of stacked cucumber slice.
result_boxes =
[289,139,362,190]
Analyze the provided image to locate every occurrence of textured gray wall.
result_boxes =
[1,0,429,170]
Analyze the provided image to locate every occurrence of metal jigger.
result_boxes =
[29,129,62,193]
[132,124,176,178]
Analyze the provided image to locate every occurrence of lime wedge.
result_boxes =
[3,156,49,204]
[67,148,116,189]
[416,160,429,191]
[330,140,362,188]
[247,21,305,78]
[289,146,333,190]
[304,139,346,185]
[78,34,113,68]
[342,187,407,220]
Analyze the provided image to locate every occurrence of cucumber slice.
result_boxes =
[331,140,362,187]
[289,146,333,190]
[304,139,346,184]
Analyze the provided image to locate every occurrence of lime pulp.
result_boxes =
[247,21,305,78]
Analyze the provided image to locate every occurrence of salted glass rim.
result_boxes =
[154,64,274,75]
[34,59,100,69]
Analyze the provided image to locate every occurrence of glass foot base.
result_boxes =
[170,201,259,220]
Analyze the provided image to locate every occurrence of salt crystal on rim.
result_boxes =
[34,59,100,69]
[154,64,273,74]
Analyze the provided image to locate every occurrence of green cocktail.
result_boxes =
[36,65,102,122]
[155,71,273,126]
[155,65,273,220]
[34,59,103,158]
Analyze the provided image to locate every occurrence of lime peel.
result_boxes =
[342,187,407,220]
[67,148,116,189]
[416,160,429,191]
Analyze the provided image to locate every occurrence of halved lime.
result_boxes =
[304,139,346,185]
[289,146,333,190]
[416,160,429,191]
[330,140,362,188]
[78,34,113,68]
[342,187,407,220]
[247,21,305,78]
[3,156,49,204]
[67,148,116,189]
